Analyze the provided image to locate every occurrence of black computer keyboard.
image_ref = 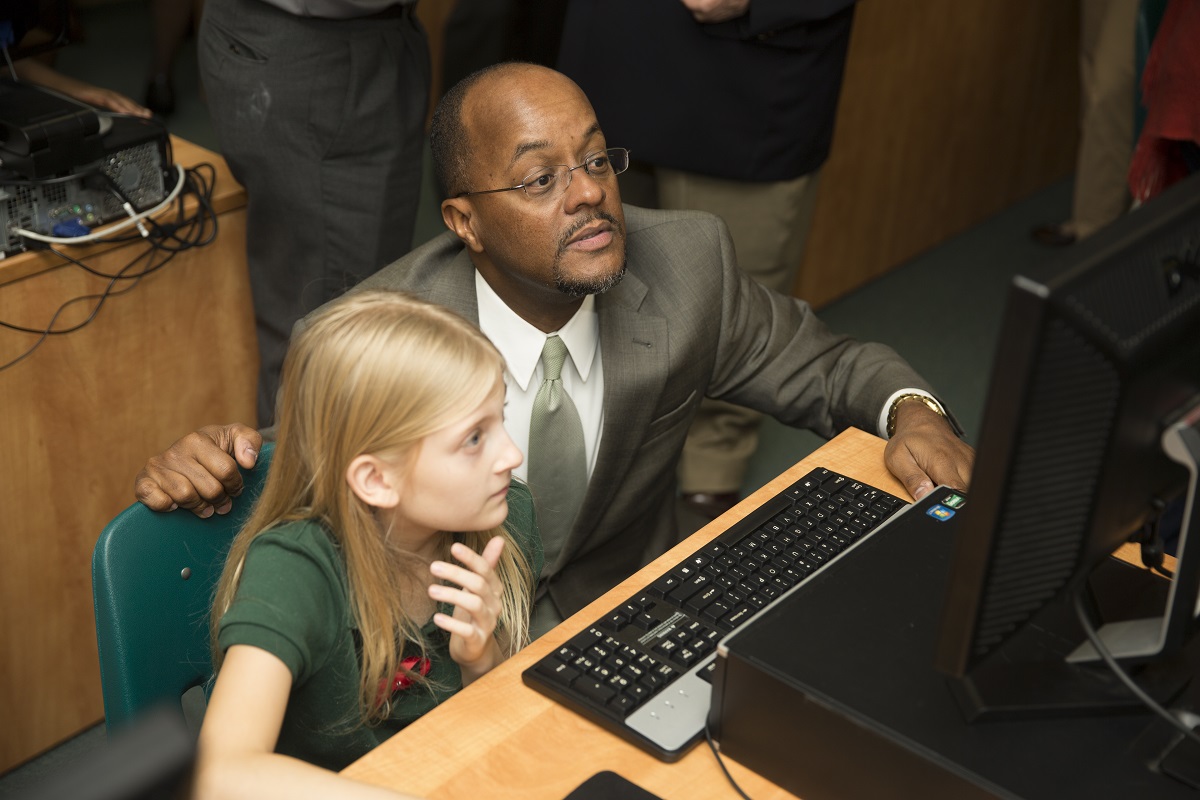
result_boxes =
[521,467,908,761]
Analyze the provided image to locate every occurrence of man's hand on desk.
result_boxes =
[134,423,263,517]
[884,402,975,501]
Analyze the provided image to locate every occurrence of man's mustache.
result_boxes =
[557,211,624,254]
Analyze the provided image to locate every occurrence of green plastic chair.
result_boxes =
[91,443,274,732]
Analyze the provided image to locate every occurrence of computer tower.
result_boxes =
[707,494,1200,800]
[1,82,169,256]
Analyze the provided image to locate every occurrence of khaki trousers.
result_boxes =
[1072,0,1138,238]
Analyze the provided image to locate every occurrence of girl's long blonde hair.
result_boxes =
[210,290,535,725]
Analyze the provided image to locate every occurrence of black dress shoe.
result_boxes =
[144,74,175,115]
[681,492,740,520]
[1030,222,1076,247]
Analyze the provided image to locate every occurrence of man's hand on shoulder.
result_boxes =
[884,402,974,501]
[134,424,263,517]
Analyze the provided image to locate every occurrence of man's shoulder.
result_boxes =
[622,205,729,277]
[624,204,724,236]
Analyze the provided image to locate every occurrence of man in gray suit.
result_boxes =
[136,63,973,624]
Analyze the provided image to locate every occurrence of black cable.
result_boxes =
[0,241,169,335]
[1131,498,1175,579]
[0,162,218,368]
[1071,591,1200,748]
[0,251,160,370]
[704,719,754,800]
[42,241,177,287]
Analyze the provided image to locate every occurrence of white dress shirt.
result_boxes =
[475,271,604,483]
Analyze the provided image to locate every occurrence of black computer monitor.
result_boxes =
[935,173,1200,721]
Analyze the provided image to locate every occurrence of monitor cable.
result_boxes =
[1072,591,1200,748]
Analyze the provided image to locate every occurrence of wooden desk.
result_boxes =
[343,428,1171,798]
[0,137,257,772]
[342,428,907,799]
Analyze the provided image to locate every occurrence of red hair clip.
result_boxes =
[384,655,432,694]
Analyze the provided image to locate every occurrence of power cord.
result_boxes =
[704,719,754,800]
[100,163,218,252]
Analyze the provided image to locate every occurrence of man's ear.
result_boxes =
[441,198,485,253]
[346,454,401,508]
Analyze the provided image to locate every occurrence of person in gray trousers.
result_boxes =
[198,0,430,426]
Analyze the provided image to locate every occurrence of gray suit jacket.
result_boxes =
[330,205,931,615]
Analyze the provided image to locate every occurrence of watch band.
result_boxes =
[886,393,947,438]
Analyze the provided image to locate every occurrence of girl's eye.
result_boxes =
[464,430,482,448]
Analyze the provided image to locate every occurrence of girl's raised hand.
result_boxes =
[428,537,507,682]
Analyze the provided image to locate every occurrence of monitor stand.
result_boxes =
[1069,401,1200,663]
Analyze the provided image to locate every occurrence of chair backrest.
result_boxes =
[92,443,275,731]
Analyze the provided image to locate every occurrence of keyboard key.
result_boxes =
[653,639,680,658]
[685,586,722,614]
[600,611,630,632]
[649,573,681,598]
[632,612,659,630]
[667,574,712,605]
[625,682,651,703]
[701,598,733,625]
[536,660,581,687]
[573,677,617,706]
[552,645,579,663]
[672,647,700,668]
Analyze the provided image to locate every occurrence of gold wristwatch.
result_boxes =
[886,393,947,438]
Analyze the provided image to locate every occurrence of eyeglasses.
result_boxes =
[457,148,630,200]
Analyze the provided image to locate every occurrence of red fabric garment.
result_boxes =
[1127,0,1200,202]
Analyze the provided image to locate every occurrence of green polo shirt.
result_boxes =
[216,482,541,771]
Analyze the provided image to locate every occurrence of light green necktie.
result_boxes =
[527,335,587,574]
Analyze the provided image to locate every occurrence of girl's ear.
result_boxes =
[346,454,402,508]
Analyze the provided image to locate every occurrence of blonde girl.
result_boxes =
[194,290,541,800]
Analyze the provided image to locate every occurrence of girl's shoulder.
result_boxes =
[253,517,335,548]
[247,519,345,578]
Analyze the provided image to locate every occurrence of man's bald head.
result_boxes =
[430,62,590,199]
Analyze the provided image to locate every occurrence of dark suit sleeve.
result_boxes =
[701,213,934,438]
